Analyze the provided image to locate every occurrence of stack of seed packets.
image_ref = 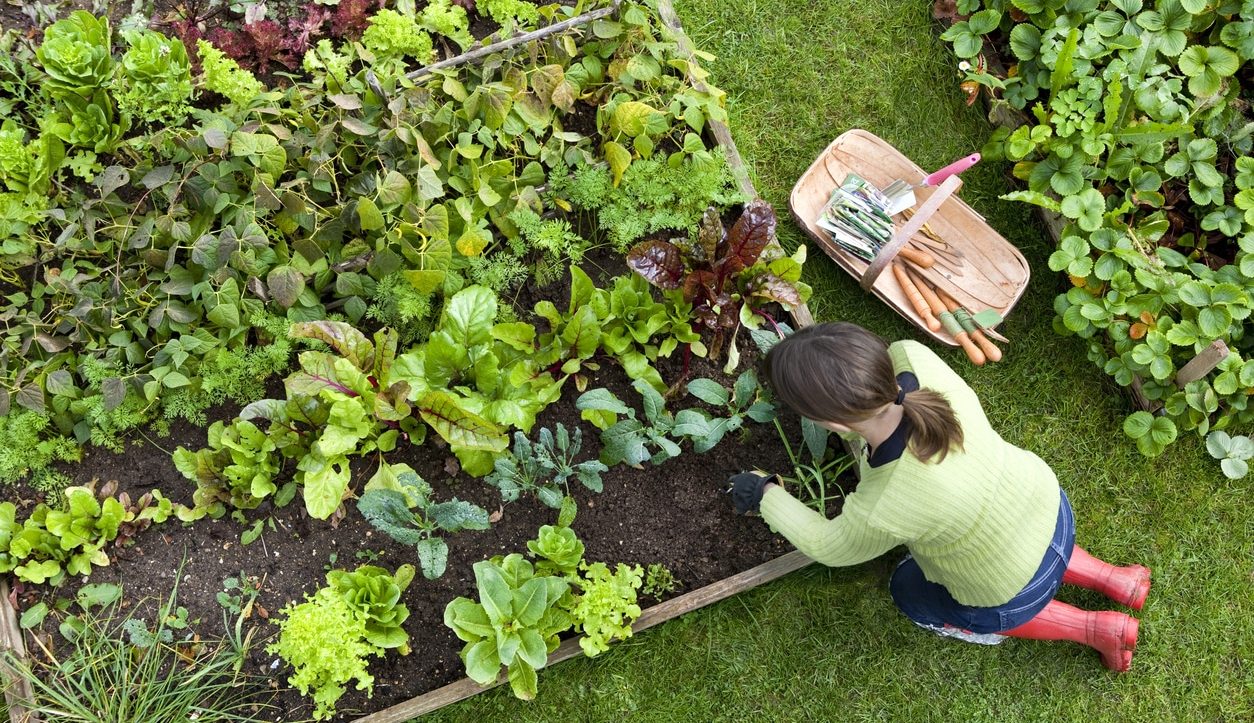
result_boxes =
[816,173,896,261]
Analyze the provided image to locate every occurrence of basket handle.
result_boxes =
[860,175,962,291]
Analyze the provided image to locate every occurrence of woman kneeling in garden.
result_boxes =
[730,322,1150,671]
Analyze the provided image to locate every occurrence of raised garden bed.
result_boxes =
[0,1,834,720]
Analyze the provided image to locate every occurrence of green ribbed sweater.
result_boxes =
[761,340,1061,607]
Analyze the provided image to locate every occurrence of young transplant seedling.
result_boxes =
[357,463,490,579]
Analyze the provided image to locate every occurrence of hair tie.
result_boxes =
[895,388,906,405]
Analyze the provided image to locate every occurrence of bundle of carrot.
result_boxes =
[891,261,1004,366]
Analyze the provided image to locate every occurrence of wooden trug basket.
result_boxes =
[789,129,1030,345]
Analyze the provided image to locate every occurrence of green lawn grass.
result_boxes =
[418,1,1253,719]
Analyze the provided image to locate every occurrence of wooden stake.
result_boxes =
[406,1,623,81]
[0,581,38,723]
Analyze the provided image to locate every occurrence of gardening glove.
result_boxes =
[728,471,777,515]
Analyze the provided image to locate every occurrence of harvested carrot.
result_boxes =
[892,261,939,332]
[910,270,984,366]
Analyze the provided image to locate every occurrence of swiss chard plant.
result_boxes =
[672,370,776,452]
[486,424,609,509]
[575,381,683,468]
[627,200,810,367]
[357,463,491,579]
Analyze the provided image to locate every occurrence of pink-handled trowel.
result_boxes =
[883,153,981,215]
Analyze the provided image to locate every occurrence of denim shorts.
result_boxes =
[888,489,1075,634]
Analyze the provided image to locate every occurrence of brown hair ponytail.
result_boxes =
[898,388,963,463]
[764,322,963,463]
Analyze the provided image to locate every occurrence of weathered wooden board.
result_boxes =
[0,581,37,723]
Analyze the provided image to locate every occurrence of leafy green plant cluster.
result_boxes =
[673,370,776,452]
[487,423,609,508]
[268,563,414,720]
[358,462,491,579]
[941,0,1254,456]
[629,201,811,365]
[0,0,754,486]
[0,485,186,585]
[445,518,646,700]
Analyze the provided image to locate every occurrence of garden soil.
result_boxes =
[14,253,854,722]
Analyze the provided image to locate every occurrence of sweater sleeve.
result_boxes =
[759,485,902,567]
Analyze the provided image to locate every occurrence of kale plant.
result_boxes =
[575,381,682,468]
[357,463,490,579]
[672,370,776,453]
[486,424,608,508]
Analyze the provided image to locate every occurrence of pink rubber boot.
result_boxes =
[1002,599,1139,672]
[1063,545,1151,610]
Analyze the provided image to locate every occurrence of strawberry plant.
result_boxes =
[940,0,1254,457]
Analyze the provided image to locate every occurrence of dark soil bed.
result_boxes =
[13,251,851,721]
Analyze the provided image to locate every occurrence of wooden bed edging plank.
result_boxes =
[405,1,623,81]
[0,581,37,723]
[654,0,815,328]
[353,550,812,722]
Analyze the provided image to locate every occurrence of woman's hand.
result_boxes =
[727,471,779,515]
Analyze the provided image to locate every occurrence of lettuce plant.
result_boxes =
[357,463,490,579]
[568,561,643,657]
[0,485,183,585]
[36,11,113,99]
[526,523,585,577]
[486,424,608,508]
[443,554,573,700]
[118,29,193,125]
[325,563,416,652]
[361,9,434,63]
[172,418,300,515]
[45,91,127,154]
[267,587,378,721]
[197,40,266,108]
